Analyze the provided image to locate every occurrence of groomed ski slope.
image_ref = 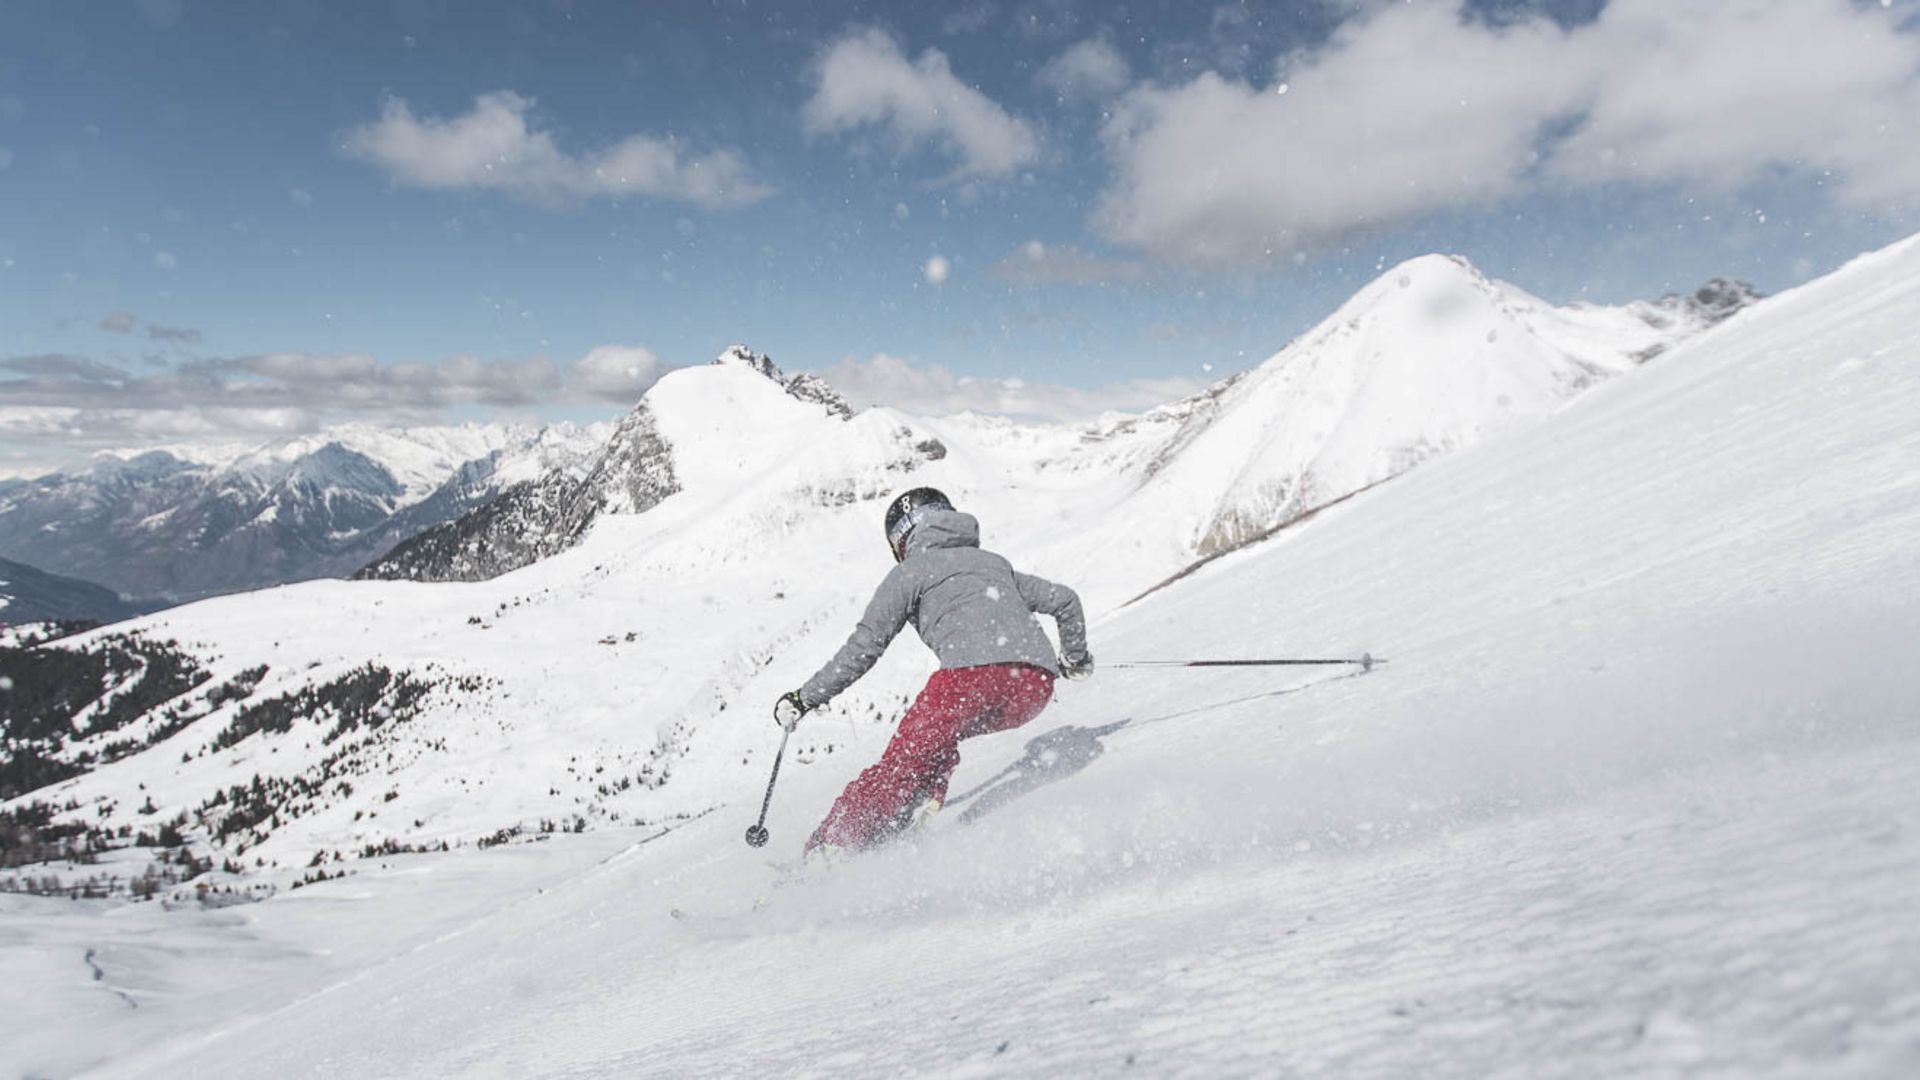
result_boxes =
[85,234,1920,1077]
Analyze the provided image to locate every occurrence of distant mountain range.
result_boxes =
[0,422,608,605]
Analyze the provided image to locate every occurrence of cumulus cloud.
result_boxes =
[1547,1,1920,203]
[1038,38,1131,101]
[1095,0,1920,268]
[571,345,667,403]
[804,28,1041,179]
[343,91,773,209]
[989,240,1146,286]
[98,311,137,334]
[813,353,1207,423]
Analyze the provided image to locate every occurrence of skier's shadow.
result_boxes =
[946,720,1130,825]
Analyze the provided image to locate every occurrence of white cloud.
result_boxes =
[1038,38,1131,101]
[814,353,1208,423]
[804,28,1040,179]
[990,240,1146,286]
[0,405,318,476]
[1548,1,1920,204]
[0,340,683,467]
[0,405,308,442]
[4,350,563,416]
[1095,0,1920,268]
[98,311,137,334]
[923,254,952,284]
[571,345,666,403]
[343,91,772,209]
[153,251,178,270]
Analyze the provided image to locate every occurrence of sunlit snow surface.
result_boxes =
[6,236,1920,1077]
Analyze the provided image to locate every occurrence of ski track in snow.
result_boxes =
[592,746,1920,1079]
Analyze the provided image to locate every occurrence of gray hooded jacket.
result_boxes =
[798,510,1087,710]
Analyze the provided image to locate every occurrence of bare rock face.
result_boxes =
[783,372,855,420]
[1681,278,1763,325]
[360,407,680,584]
[714,344,855,419]
[1634,278,1765,337]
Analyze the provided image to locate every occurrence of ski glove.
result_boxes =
[773,690,808,732]
[1060,652,1095,680]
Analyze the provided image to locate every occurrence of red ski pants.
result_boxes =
[809,663,1055,851]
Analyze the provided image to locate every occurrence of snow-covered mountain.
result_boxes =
[0,260,1741,615]
[361,265,1734,608]
[2,232,1911,1076]
[0,421,608,604]
[0,256,1750,868]
[359,346,862,583]
[938,254,1733,605]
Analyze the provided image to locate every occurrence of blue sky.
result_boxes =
[1,0,1916,474]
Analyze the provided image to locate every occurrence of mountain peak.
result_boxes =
[1364,252,1498,304]
[1128,249,1709,562]
[712,343,783,381]
[703,343,853,420]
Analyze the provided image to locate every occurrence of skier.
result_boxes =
[773,487,1093,854]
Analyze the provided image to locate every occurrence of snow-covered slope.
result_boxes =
[3,231,1910,1077]
[1015,255,1708,604]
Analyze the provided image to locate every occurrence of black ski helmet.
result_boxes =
[884,487,953,562]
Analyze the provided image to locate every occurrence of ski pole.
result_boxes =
[1106,653,1382,672]
[743,726,790,848]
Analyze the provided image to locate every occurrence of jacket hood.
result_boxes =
[904,509,980,558]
